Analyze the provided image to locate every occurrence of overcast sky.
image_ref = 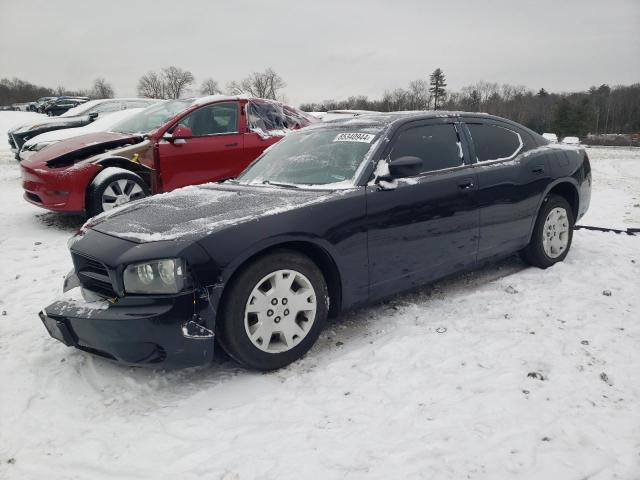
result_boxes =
[1,0,639,105]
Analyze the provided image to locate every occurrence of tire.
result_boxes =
[520,194,574,269]
[218,250,329,371]
[86,167,149,218]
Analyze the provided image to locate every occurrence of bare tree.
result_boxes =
[92,78,114,98]
[162,66,195,99]
[407,79,430,110]
[137,71,165,99]
[227,68,286,100]
[136,67,194,99]
[200,78,222,95]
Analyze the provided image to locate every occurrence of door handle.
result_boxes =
[532,166,545,174]
[225,142,239,147]
[458,180,474,190]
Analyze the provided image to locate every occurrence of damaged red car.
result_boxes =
[21,97,315,216]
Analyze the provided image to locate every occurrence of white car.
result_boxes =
[561,136,580,145]
[18,108,145,161]
[542,133,558,143]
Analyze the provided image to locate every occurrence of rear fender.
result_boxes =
[526,178,580,242]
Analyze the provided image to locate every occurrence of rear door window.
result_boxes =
[466,123,522,162]
[390,124,463,173]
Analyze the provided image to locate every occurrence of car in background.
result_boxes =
[42,96,90,116]
[10,103,32,111]
[309,110,380,121]
[39,111,591,370]
[29,97,57,112]
[562,136,580,145]
[21,96,316,216]
[7,98,158,157]
[19,108,145,162]
[542,133,558,143]
[35,97,62,113]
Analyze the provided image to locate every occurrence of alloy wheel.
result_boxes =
[102,179,145,211]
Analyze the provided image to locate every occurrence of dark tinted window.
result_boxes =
[467,123,521,162]
[390,124,462,172]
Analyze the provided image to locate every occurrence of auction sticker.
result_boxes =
[333,132,375,143]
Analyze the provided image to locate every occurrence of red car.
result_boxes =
[21,97,315,216]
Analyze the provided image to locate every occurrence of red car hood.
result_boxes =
[22,132,143,169]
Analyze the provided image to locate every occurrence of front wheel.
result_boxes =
[218,251,329,371]
[520,194,574,268]
[87,167,149,218]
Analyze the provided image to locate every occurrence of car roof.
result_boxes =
[317,110,531,130]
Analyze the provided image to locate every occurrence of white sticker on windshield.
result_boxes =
[333,132,375,143]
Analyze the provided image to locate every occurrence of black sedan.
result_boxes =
[42,96,90,116]
[40,112,592,370]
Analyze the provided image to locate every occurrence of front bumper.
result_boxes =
[41,286,216,368]
[21,162,100,213]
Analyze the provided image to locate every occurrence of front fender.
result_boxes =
[220,233,341,284]
[202,233,344,322]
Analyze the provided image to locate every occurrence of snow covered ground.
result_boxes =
[0,111,638,479]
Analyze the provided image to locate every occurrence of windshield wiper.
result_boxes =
[262,180,300,189]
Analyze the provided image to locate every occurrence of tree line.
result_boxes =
[3,67,639,136]
[0,77,114,105]
[1,66,287,106]
[301,69,640,137]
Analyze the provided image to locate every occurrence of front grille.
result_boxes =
[8,135,16,149]
[72,253,117,298]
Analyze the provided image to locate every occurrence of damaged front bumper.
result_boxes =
[40,281,216,368]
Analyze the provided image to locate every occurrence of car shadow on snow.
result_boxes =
[58,254,528,396]
[35,212,85,232]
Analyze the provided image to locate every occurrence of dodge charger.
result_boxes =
[40,112,592,370]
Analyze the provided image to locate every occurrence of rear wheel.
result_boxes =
[218,251,329,370]
[520,194,574,268]
[87,167,149,218]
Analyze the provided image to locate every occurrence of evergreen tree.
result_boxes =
[573,98,595,137]
[553,98,574,137]
[429,68,447,110]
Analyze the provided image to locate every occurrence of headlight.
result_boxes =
[123,258,189,294]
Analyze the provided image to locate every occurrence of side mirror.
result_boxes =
[88,112,99,121]
[172,125,193,139]
[388,156,423,178]
[163,125,192,145]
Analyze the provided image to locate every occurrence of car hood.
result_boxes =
[86,183,340,243]
[10,115,89,133]
[21,131,143,168]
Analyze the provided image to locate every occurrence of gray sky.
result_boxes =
[1,0,639,105]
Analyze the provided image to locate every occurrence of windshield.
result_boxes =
[111,99,192,134]
[238,127,382,187]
